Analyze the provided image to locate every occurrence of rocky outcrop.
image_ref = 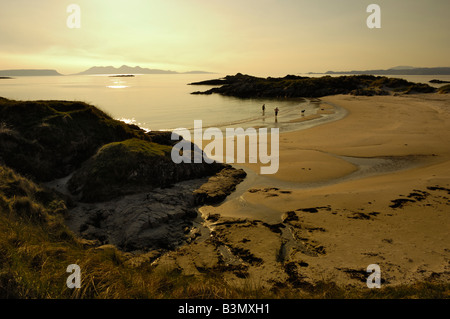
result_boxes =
[0,97,246,253]
[193,166,247,205]
[0,97,161,181]
[430,79,450,84]
[66,166,246,252]
[190,73,437,98]
[66,179,205,251]
[67,138,223,202]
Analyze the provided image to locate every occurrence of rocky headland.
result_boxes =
[190,73,437,98]
[0,97,246,253]
[430,79,450,84]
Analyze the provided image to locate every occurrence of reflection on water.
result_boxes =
[107,79,129,89]
[2,73,440,132]
[0,74,317,132]
[107,85,129,89]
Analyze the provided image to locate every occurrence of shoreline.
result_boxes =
[173,97,348,136]
[152,93,450,289]
[3,92,448,296]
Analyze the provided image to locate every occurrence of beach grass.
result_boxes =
[1,164,449,299]
[438,84,450,94]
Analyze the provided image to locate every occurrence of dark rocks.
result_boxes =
[193,166,247,205]
[297,208,319,213]
[66,179,205,251]
[109,75,135,77]
[189,79,229,85]
[281,211,299,223]
[296,206,331,214]
[389,198,416,209]
[347,212,372,220]
[228,246,263,266]
[284,262,314,289]
[389,190,431,209]
[427,186,450,194]
[190,73,437,98]
[65,165,248,252]
[430,79,450,84]
[262,222,286,234]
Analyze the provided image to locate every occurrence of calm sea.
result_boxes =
[1,73,448,133]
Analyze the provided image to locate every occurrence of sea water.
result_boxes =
[0,74,312,132]
[1,73,446,133]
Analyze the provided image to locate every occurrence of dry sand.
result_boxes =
[151,93,450,289]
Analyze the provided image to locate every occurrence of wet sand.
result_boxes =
[151,93,450,289]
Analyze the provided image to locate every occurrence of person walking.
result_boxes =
[274,107,279,117]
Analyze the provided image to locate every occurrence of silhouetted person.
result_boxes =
[262,104,265,115]
[274,107,279,118]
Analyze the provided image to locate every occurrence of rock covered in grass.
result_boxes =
[438,84,450,94]
[0,97,152,181]
[68,138,223,202]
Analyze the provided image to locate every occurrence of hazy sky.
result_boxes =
[0,0,449,76]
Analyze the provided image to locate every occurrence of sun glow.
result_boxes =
[107,85,128,89]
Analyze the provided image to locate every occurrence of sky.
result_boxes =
[0,0,449,76]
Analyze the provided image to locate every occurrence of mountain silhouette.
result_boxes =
[324,67,450,75]
[0,69,62,76]
[75,65,214,75]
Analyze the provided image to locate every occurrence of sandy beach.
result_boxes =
[153,93,450,289]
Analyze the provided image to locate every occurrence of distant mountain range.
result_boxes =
[313,66,450,76]
[76,65,215,75]
[0,66,214,76]
[0,69,62,76]
[73,65,188,75]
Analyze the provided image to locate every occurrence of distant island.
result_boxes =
[309,66,450,76]
[0,69,61,76]
[74,65,215,75]
[430,79,450,84]
[109,74,135,78]
[190,73,440,98]
[0,66,214,76]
